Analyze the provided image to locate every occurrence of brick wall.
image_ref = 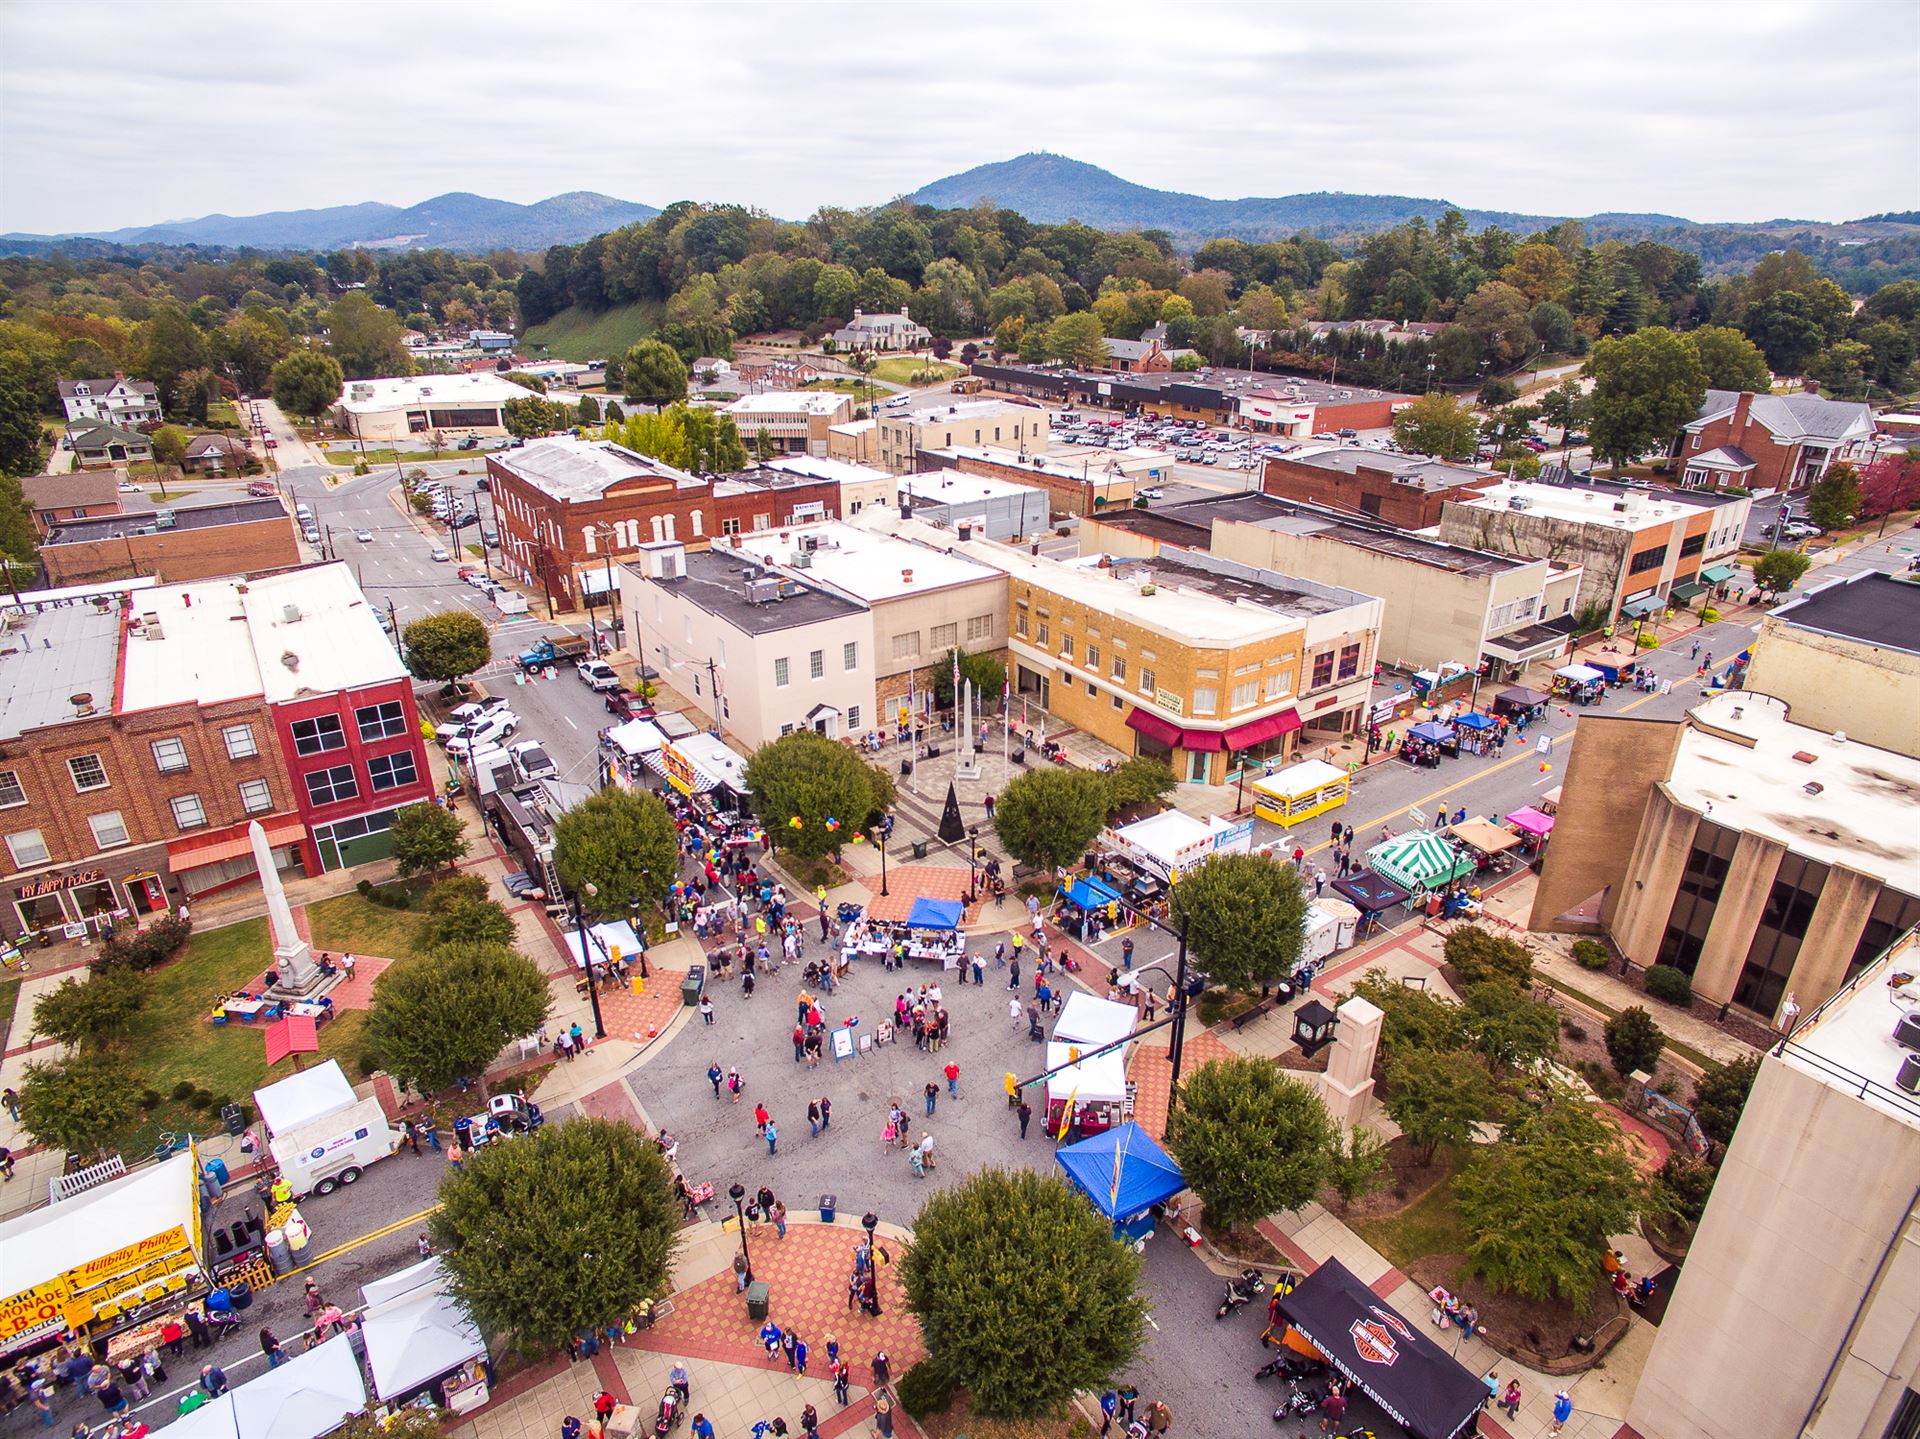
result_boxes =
[1679,393,1801,493]
[489,459,716,607]
[1262,456,1491,528]
[40,515,304,586]
[714,477,841,534]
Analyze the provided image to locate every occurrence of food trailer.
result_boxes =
[642,732,752,814]
[1102,810,1253,884]
[256,1061,404,1199]
[1250,759,1350,829]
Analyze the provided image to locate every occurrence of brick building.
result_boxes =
[21,471,122,539]
[1261,447,1497,528]
[487,439,714,612]
[39,497,303,586]
[875,398,1051,474]
[721,392,853,457]
[712,473,841,536]
[1673,390,1874,493]
[968,361,1412,434]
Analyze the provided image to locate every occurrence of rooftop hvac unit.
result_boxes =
[746,578,782,605]
[1897,1053,1920,1095]
[153,510,176,528]
[1894,1010,1920,1052]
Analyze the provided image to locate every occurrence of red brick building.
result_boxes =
[1261,447,1496,528]
[22,471,121,539]
[712,473,842,535]
[487,438,716,610]
[1674,390,1875,493]
[39,497,302,586]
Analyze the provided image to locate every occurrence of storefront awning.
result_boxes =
[1670,581,1708,601]
[1621,594,1664,619]
[1483,621,1574,664]
[1180,728,1224,752]
[1222,709,1302,750]
[1124,707,1183,747]
[167,817,307,870]
[1701,564,1736,584]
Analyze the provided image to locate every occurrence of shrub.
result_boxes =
[1700,607,1721,624]
[1562,1022,1587,1042]
[1636,632,1661,649]
[93,911,194,972]
[1644,965,1694,1007]
[1443,926,1534,987]
[139,1089,163,1110]
[357,879,374,896]
[896,1360,956,1417]
[170,1080,196,1102]
[190,1088,216,1110]
[423,874,489,912]
[1605,1005,1666,1076]
[1572,939,1610,970]
[1654,1153,1716,1227]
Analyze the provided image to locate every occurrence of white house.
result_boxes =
[59,376,162,426]
[830,307,932,353]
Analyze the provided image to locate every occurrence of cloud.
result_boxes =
[1,0,1914,235]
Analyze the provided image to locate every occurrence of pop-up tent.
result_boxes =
[1407,721,1455,744]
[1331,871,1412,915]
[1065,875,1124,912]
[1453,712,1496,732]
[1366,831,1474,894]
[906,897,963,930]
[360,1258,489,1411]
[1507,806,1556,837]
[255,1061,356,1137]
[1056,1121,1185,1238]
[1274,1259,1487,1439]
[1053,992,1140,1050]
[166,1335,365,1439]
[561,919,645,972]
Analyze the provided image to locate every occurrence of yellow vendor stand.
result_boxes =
[1250,759,1350,829]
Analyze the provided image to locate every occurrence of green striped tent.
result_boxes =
[1365,830,1474,894]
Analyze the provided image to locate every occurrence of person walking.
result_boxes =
[924,1080,938,1117]
[1500,1380,1522,1419]
[700,995,714,1026]
[260,1328,286,1368]
[1550,1391,1573,1435]
[807,1100,821,1137]
[765,1118,779,1156]
[199,1365,229,1397]
[708,1063,724,1098]
[944,1060,960,1098]
[832,1361,850,1408]
[771,1199,787,1239]
[1017,1099,1032,1138]
[754,1102,770,1134]
[819,1095,831,1131]
[871,1352,890,1388]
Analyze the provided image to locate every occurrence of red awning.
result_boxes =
[1125,707,1184,746]
[167,816,307,870]
[1222,709,1303,750]
[1180,728,1225,752]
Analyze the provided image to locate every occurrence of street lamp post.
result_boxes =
[729,1182,753,1285]
[629,899,650,980]
[966,825,980,904]
[877,813,894,897]
[569,880,608,1039]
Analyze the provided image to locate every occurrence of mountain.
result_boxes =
[1,190,659,254]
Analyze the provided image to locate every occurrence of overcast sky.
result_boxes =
[2,0,1915,236]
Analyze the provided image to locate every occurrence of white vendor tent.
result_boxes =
[1106,809,1251,880]
[561,920,645,972]
[604,717,667,757]
[255,1060,357,1137]
[0,1151,201,1303]
[1300,899,1360,966]
[166,1335,365,1439]
[361,1257,488,1403]
[1053,992,1139,1050]
[360,1255,441,1308]
[1045,1041,1129,1105]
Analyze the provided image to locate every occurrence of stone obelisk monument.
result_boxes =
[252,820,321,996]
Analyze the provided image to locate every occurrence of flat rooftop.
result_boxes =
[760,455,890,486]
[43,497,287,544]
[729,520,1000,602]
[1671,691,1920,896]
[646,547,866,635]
[1457,479,1708,530]
[1769,571,1920,657]
[925,445,1133,483]
[723,391,849,418]
[894,398,1034,425]
[0,600,121,741]
[1778,928,1920,1129]
[901,472,1046,504]
[1541,473,1750,510]
[975,361,1415,405]
[1105,552,1365,618]
[338,372,533,413]
[491,439,699,502]
[1273,445,1490,491]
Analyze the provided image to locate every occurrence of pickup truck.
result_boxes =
[517,634,592,671]
[605,689,657,721]
[510,739,557,781]
[577,658,621,692]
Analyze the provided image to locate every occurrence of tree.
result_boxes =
[620,339,689,410]
[991,768,1113,874]
[221,310,294,394]
[1462,980,1561,1075]
[1804,462,1862,533]
[368,942,550,1095]
[1391,393,1480,461]
[1859,452,1920,520]
[1744,288,1843,375]
[1350,971,1468,1058]
[140,302,210,412]
[402,612,491,683]
[1528,301,1578,355]
[1605,1005,1666,1077]
[1751,546,1812,596]
[0,358,48,478]
[930,647,1006,709]
[552,786,680,911]
[432,1117,680,1356]
[1691,1054,1761,1148]
[1453,1086,1648,1308]
[1501,243,1576,305]
[1687,325,1771,393]
[425,897,516,948]
[1170,852,1309,994]
[390,801,470,877]
[1458,281,1537,365]
[149,424,189,469]
[0,473,37,583]
[1444,925,1534,987]
[1167,1057,1336,1229]
[502,395,559,440]
[1044,312,1109,369]
[899,1168,1146,1417]
[741,730,892,862]
[31,968,146,1046]
[1382,1047,1494,1164]
[576,395,599,424]
[1586,327,1707,470]
[326,293,411,380]
[17,1054,139,1158]
[1478,377,1520,407]
[270,349,345,421]
[1324,1125,1391,1210]
[1102,757,1178,816]
[1538,377,1589,445]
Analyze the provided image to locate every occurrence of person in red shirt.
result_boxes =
[943,1061,961,1098]
[754,1103,770,1134]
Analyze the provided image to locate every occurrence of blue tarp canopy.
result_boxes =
[1066,877,1123,910]
[1453,712,1496,731]
[906,897,963,930]
[1056,1122,1186,1232]
[1408,721,1455,743]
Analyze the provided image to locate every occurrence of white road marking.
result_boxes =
[563,716,579,730]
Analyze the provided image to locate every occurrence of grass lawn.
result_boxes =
[306,890,433,958]
[801,378,869,396]
[868,358,960,386]
[525,301,663,363]
[1351,1171,1470,1270]
[321,446,467,465]
[0,973,21,1047]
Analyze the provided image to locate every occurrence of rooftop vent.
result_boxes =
[281,650,299,671]
[283,604,302,624]
[1792,750,1819,765]
[901,569,914,585]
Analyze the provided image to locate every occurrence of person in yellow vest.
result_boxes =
[269,1174,293,1208]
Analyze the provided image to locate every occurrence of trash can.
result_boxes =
[745,1281,770,1321]
[819,1193,837,1224]
[221,1103,246,1136]
[912,839,929,860]
[228,1279,253,1311]
[681,964,705,1007]
[264,1229,292,1275]
[203,1156,230,1188]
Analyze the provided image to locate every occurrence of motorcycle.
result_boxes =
[1271,1380,1322,1420]
[1215,1267,1266,1319]
[1254,1353,1323,1382]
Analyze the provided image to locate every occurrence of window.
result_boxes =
[150,737,189,773]
[691,510,705,538]
[1086,679,1098,697]
[779,723,794,736]
[222,724,258,759]
[291,715,345,756]
[582,526,598,555]
[89,811,130,848]
[0,770,23,808]
[1060,635,1074,659]
[1629,544,1668,575]
[1140,667,1156,694]
[930,623,957,649]
[1337,643,1362,680]
[170,793,208,830]
[1111,656,1126,681]
[68,754,109,792]
[809,650,825,680]
[1015,614,1029,637]
[1311,651,1336,688]
[1230,680,1258,710]
[843,642,859,671]
[356,701,407,742]
[848,705,861,729]
[893,631,921,660]
[6,829,49,868]
[238,778,274,814]
[1086,644,1100,670]
[304,765,358,806]
[1734,853,1829,1016]
[1192,686,1217,716]
[722,517,742,537]
[966,614,991,642]
[1679,533,1705,558]
[1845,888,1920,985]
[368,751,418,792]
[774,657,791,688]
[1036,623,1049,646]
[1657,821,1739,975]
[1112,693,1124,710]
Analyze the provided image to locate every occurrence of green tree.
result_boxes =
[502,395,559,440]
[1324,1125,1391,1210]
[425,897,517,948]
[899,1168,1146,1418]
[0,474,40,584]
[752,425,775,461]
[31,968,146,1046]
[1349,971,1468,1058]
[270,349,345,421]
[930,647,1006,709]
[1045,312,1109,368]
[743,731,892,862]
[1538,377,1589,445]
[1444,925,1534,987]
[1804,463,1862,533]
[1382,1047,1494,1164]
[552,786,680,911]
[1744,289,1843,375]
[1167,1057,1336,1229]
[1171,852,1309,994]
[990,768,1111,873]
[1391,393,1481,460]
[620,339,689,410]
[1751,546,1812,596]
[17,1054,139,1158]
[1586,327,1708,470]
[1528,301,1578,355]
[1462,980,1560,1075]
[1102,757,1178,816]
[1686,325,1771,393]
[432,1117,681,1357]
[576,395,599,424]
[220,310,294,394]
[326,292,412,380]
[367,942,550,1095]
[402,611,491,683]
[1691,1054,1761,1148]
[1454,1086,1648,1308]
[140,302,210,413]
[149,424,189,469]
[0,358,47,478]
[1458,281,1537,365]
[389,800,470,877]
[1605,1005,1666,1077]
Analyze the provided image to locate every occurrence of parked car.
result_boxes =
[438,710,518,750]
[510,739,557,781]
[447,696,511,726]
[248,481,277,497]
[1137,487,1165,500]
[605,689,656,721]
[576,658,621,692]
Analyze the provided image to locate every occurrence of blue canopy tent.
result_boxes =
[1407,721,1455,743]
[1056,1122,1186,1239]
[1453,712,1496,731]
[906,897,963,931]
[1066,876,1123,911]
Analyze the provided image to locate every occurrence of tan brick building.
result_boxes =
[39,497,303,586]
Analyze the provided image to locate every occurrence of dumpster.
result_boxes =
[681,963,706,1007]
[819,1193,837,1224]
[746,1281,770,1321]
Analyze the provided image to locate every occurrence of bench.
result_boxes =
[1230,997,1277,1031]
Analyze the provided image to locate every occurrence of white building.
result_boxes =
[721,391,853,458]
[758,454,897,516]
[332,373,537,443]
[876,399,1052,474]
[899,471,1050,541]
[829,306,932,353]
[59,376,162,426]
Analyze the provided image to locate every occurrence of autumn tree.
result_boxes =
[1586,327,1707,470]
[1391,393,1481,461]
